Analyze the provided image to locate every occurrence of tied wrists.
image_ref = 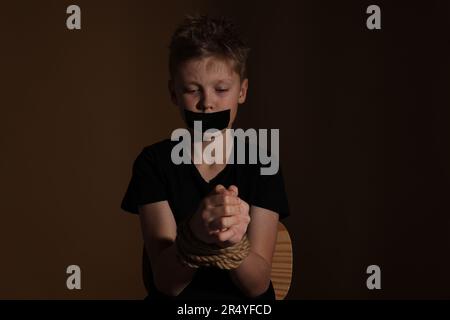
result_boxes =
[175,218,250,270]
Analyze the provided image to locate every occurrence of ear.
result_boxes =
[238,78,249,104]
[168,79,178,106]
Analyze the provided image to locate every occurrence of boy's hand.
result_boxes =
[188,184,251,247]
[211,185,251,248]
[189,184,243,245]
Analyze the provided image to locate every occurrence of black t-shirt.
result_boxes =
[120,138,290,300]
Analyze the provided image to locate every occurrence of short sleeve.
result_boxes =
[120,148,168,214]
[250,164,290,220]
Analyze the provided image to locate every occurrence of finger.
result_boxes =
[209,205,240,220]
[206,194,240,207]
[228,185,239,197]
[209,215,240,231]
[216,226,237,243]
[213,184,226,194]
[209,227,228,235]
[238,198,249,214]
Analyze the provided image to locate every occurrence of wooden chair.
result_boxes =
[271,222,293,300]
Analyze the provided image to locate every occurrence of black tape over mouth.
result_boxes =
[184,109,231,132]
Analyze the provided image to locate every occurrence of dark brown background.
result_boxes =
[1,0,449,299]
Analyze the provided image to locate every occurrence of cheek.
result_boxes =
[222,90,240,107]
[226,102,239,124]
[179,94,198,110]
[219,92,239,120]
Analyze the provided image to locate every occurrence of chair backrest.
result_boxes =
[271,222,293,300]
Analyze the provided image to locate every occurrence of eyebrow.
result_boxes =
[215,79,232,85]
[183,79,233,86]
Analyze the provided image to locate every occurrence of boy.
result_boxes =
[121,15,289,300]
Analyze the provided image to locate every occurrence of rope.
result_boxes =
[175,217,251,270]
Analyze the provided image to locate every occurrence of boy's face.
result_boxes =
[169,55,248,129]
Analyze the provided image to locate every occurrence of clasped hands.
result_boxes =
[188,184,251,248]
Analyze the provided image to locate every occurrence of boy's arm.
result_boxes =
[228,205,279,298]
[138,201,197,297]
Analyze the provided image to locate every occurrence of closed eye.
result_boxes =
[183,88,200,94]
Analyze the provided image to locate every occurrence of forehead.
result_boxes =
[176,56,239,84]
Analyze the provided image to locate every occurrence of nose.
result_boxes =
[197,90,214,112]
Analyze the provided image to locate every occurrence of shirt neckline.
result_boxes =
[190,161,231,185]
[187,131,235,185]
